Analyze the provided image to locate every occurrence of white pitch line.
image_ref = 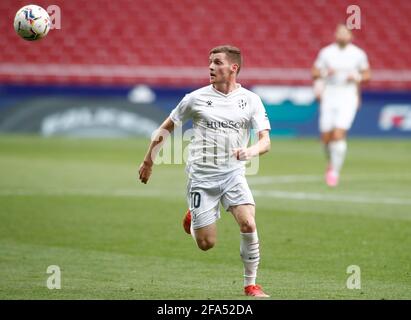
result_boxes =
[253,190,411,206]
[1,188,410,206]
[248,173,411,185]
[248,175,321,184]
[0,189,175,198]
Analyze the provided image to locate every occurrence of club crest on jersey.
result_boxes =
[206,100,213,107]
[238,98,247,110]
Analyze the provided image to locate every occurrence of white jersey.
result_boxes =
[170,84,270,180]
[314,43,369,96]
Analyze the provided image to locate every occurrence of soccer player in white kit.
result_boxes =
[312,24,371,186]
[139,45,271,297]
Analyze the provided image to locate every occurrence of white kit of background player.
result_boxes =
[312,24,371,187]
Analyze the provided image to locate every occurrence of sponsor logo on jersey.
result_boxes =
[238,98,247,110]
[205,120,249,130]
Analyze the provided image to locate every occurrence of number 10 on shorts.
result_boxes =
[190,192,201,209]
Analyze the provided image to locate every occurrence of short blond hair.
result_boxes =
[209,45,242,74]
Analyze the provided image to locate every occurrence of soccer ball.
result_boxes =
[14,5,51,41]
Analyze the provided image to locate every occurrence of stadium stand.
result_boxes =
[1,0,410,88]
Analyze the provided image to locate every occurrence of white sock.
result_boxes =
[240,232,260,287]
[329,140,347,175]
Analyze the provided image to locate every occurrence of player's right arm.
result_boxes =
[312,49,329,102]
[139,93,192,184]
[138,117,175,184]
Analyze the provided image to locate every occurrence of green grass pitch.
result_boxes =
[0,135,410,299]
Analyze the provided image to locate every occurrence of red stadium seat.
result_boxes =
[1,0,410,88]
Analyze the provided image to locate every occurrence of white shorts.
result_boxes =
[319,89,359,132]
[186,173,255,230]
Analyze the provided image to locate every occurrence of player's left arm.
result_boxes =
[355,68,370,109]
[347,67,371,84]
[348,51,371,84]
[360,68,371,83]
[234,130,270,161]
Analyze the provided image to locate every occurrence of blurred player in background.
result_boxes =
[312,24,371,187]
[138,46,271,297]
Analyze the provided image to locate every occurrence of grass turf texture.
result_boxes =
[0,136,410,299]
